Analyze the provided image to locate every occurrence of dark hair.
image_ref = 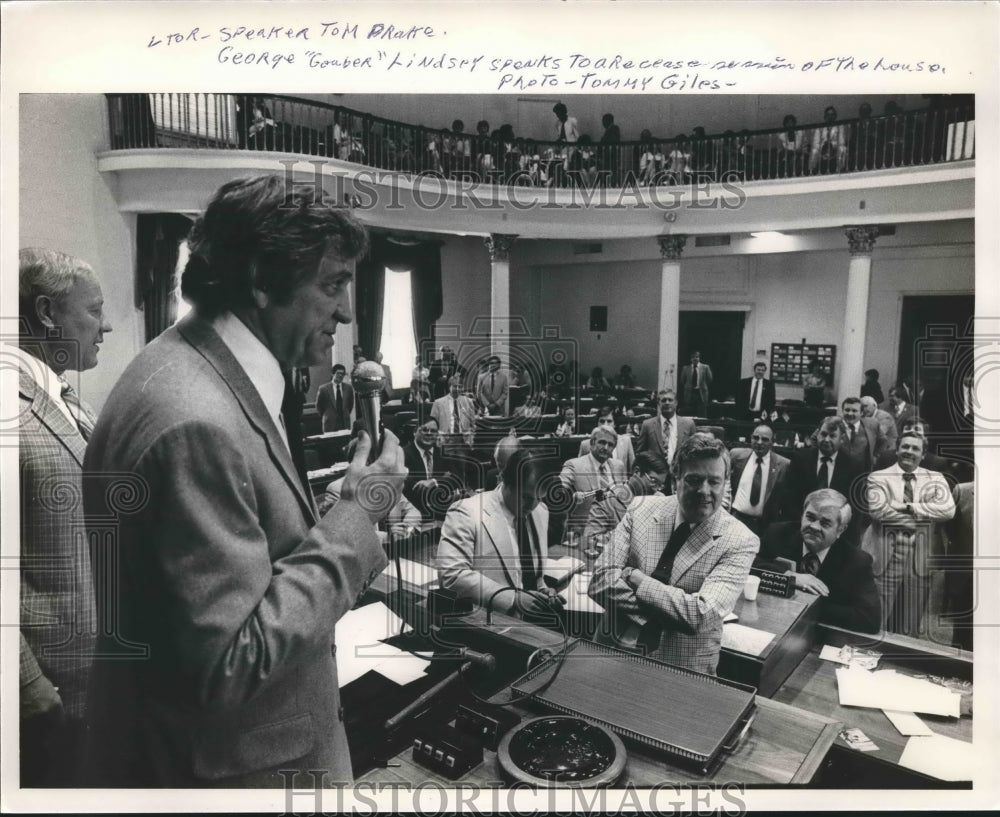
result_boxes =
[602,113,614,126]
[842,396,862,407]
[501,447,542,488]
[634,450,662,475]
[452,119,464,132]
[181,174,369,316]
[865,368,879,379]
[553,102,567,117]
[332,363,346,374]
[897,430,926,451]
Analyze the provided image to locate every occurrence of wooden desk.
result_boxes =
[773,625,973,786]
[358,695,840,787]
[718,591,820,697]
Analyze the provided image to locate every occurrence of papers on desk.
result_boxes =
[835,667,961,718]
[543,556,585,585]
[898,733,976,782]
[721,622,775,657]
[558,572,604,614]
[335,602,428,688]
[383,558,439,590]
[819,643,882,670]
[883,709,932,737]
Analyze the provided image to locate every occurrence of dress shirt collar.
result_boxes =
[13,344,78,426]
[211,311,285,434]
[588,452,608,473]
[819,450,838,466]
[802,543,831,565]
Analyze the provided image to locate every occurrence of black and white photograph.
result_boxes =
[1,1,997,813]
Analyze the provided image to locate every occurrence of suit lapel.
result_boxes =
[673,510,724,581]
[177,315,316,524]
[764,457,782,503]
[482,491,519,587]
[19,367,87,467]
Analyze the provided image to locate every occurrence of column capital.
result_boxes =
[657,234,688,261]
[485,233,518,262]
[845,225,880,256]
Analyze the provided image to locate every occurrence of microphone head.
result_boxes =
[351,360,386,396]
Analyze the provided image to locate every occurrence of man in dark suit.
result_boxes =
[728,423,791,535]
[82,175,406,787]
[739,361,776,421]
[402,415,469,521]
[679,350,713,416]
[759,489,881,634]
[786,417,866,526]
[315,363,354,432]
[839,396,888,472]
[887,385,917,436]
[635,389,697,494]
[17,248,112,786]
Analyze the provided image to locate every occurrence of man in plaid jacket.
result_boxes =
[17,248,112,785]
[589,433,759,674]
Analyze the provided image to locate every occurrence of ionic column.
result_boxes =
[839,226,879,402]
[485,233,517,361]
[657,235,687,392]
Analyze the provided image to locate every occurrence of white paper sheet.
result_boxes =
[544,556,585,584]
[721,622,775,656]
[883,710,933,736]
[898,733,976,781]
[383,558,439,589]
[335,602,415,686]
[835,667,961,718]
[559,572,604,614]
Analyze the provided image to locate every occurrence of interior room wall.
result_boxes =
[19,94,140,414]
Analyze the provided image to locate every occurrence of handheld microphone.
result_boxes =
[351,360,386,463]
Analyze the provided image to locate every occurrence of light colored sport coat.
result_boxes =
[430,393,477,446]
[589,496,759,674]
[82,314,386,787]
[436,488,549,611]
[559,453,628,531]
[18,357,98,719]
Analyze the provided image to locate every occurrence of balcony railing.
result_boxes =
[106,93,975,189]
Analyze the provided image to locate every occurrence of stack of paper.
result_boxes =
[722,623,775,656]
[897,733,977,782]
[383,558,439,589]
[334,602,427,687]
[558,572,604,614]
[835,667,961,718]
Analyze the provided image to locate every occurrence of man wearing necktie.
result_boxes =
[589,433,759,674]
[431,375,476,450]
[729,424,791,535]
[559,425,627,536]
[81,176,406,787]
[738,362,776,421]
[316,363,354,432]
[437,447,560,618]
[635,389,697,494]
[839,396,888,472]
[16,248,112,786]
[477,355,509,416]
[757,489,880,633]
[680,351,713,417]
[862,432,956,636]
[787,417,865,529]
[809,105,847,173]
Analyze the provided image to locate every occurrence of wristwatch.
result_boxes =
[621,566,637,588]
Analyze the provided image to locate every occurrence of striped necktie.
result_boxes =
[59,379,96,440]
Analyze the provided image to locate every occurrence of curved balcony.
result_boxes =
[99,93,975,238]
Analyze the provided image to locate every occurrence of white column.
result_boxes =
[838,226,879,403]
[657,235,686,392]
[485,233,517,363]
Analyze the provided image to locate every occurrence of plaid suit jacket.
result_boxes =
[18,359,97,719]
[589,496,759,674]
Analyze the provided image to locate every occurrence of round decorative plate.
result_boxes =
[497,716,627,788]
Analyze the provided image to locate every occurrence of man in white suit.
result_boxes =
[431,375,477,449]
[862,431,955,636]
[589,433,759,674]
[560,424,628,534]
[436,448,558,618]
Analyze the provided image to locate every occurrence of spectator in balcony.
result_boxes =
[425,129,445,175]
[245,96,276,151]
[688,125,714,179]
[576,135,600,187]
[600,114,623,185]
[809,105,848,174]
[663,134,692,185]
[637,133,660,186]
[445,119,472,178]
[553,102,581,173]
[879,100,908,168]
[472,119,495,180]
[497,123,520,180]
[777,114,807,178]
[850,102,876,171]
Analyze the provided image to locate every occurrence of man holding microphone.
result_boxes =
[83,175,406,787]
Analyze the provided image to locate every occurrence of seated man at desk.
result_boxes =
[578,406,635,473]
[402,416,470,521]
[759,489,881,634]
[589,433,758,674]
[582,450,666,546]
[560,424,628,535]
[436,447,561,617]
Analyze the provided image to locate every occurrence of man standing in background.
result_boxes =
[316,363,354,432]
[680,350,713,417]
[17,247,112,786]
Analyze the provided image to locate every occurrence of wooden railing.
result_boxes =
[106,93,975,188]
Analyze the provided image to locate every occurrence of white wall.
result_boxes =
[19,94,141,413]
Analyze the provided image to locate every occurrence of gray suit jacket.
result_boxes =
[635,414,697,474]
[82,314,386,787]
[436,488,549,610]
[559,454,628,531]
[19,360,97,720]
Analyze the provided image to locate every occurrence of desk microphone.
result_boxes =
[351,360,386,463]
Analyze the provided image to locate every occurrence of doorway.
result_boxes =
[678,311,746,403]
